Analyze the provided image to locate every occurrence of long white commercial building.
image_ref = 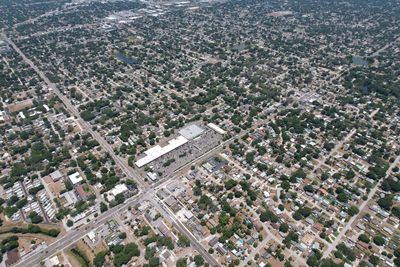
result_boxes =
[207,123,226,135]
[135,135,189,168]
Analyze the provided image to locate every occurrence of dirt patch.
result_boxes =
[0,232,54,254]
[66,251,84,267]
[268,257,285,267]
[43,176,65,197]
[76,239,96,262]
[5,99,33,113]
[93,242,107,255]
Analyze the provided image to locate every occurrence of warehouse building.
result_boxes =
[135,135,189,167]
[135,124,206,168]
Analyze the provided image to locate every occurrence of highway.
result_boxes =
[3,34,147,190]
[4,33,310,267]
[4,34,222,267]
[150,197,220,267]
[14,193,144,267]
[15,174,221,267]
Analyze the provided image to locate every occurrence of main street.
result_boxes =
[11,106,255,267]
[3,34,147,190]
[15,169,221,267]
[4,34,222,267]
[150,196,220,267]
[4,33,314,267]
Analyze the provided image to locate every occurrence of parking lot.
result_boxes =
[147,128,223,177]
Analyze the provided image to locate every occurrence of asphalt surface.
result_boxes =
[4,35,222,267]
[4,35,147,189]
[322,154,400,258]
[4,34,308,267]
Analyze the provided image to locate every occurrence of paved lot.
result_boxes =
[148,129,223,176]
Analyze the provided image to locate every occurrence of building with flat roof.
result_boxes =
[179,124,204,140]
[50,170,63,181]
[68,172,83,185]
[135,135,188,167]
[147,172,158,181]
[208,123,226,135]
[107,184,129,201]
[45,256,60,267]
[61,190,78,207]
[110,184,128,196]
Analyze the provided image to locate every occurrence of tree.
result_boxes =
[119,232,127,240]
[198,195,213,210]
[392,206,400,218]
[378,195,393,210]
[279,223,289,233]
[93,251,108,267]
[347,206,359,216]
[64,180,73,191]
[337,192,348,203]
[306,255,318,266]
[194,255,204,266]
[67,220,74,227]
[159,236,174,250]
[245,152,255,165]
[115,193,126,205]
[345,169,355,180]
[303,185,314,193]
[321,172,330,181]
[148,257,160,267]
[28,211,43,224]
[283,231,299,248]
[373,235,385,246]
[100,202,108,213]
[292,210,303,221]
[193,186,202,196]
[281,180,290,190]
[369,255,380,266]
[113,243,140,267]
[291,168,306,180]
[178,234,190,247]
[15,198,27,209]
[358,234,370,243]
[224,179,238,190]
[176,258,187,267]
[260,209,277,223]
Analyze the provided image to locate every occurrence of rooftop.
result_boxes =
[135,135,188,167]
[68,172,83,185]
[179,124,204,140]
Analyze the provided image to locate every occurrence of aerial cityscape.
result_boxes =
[0,0,399,266]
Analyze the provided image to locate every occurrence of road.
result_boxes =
[4,33,313,267]
[4,34,221,267]
[13,117,257,266]
[371,35,400,57]
[3,34,147,190]
[15,192,143,267]
[150,197,221,267]
[15,173,220,267]
[322,154,400,258]
[312,108,379,173]
[312,128,356,173]
[11,120,239,266]
[246,207,308,266]
[239,234,273,267]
